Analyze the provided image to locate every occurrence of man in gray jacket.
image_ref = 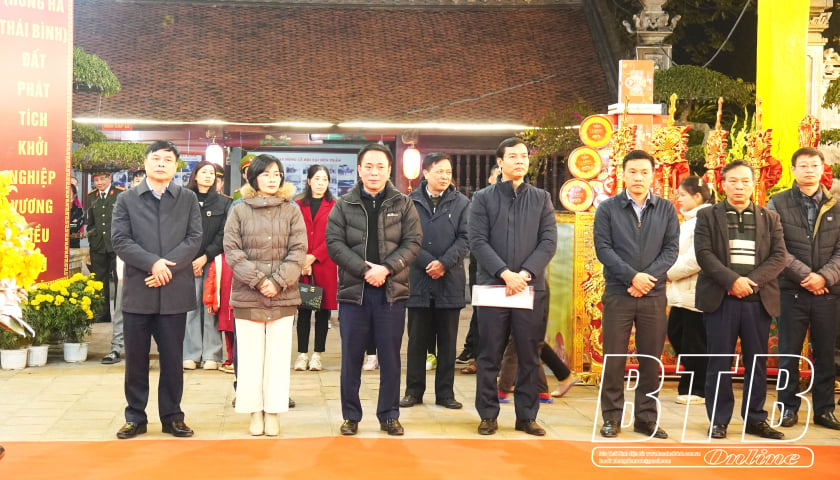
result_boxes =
[470,137,557,436]
[111,141,202,439]
[326,143,422,436]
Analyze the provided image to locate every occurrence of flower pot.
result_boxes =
[62,342,88,363]
[1,348,28,370]
[27,344,49,367]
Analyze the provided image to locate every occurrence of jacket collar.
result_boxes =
[411,180,455,210]
[495,178,531,197]
[346,180,400,203]
[620,189,657,209]
[241,183,296,207]
[134,178,173,199]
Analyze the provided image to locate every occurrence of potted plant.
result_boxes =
[0,328,28,370]
[24,273,103,363]
[19,307,53,367]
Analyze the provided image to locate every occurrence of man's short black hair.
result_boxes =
[246,154,284,191]
[422,152,451,171]
[358,143,393,166]
[495,137,527,160]
[622,150,655,170]
[721,159,754,180]
[146,140,179,159]
[791,147,825,167]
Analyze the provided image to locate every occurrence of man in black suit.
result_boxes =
[87,171,124,322]
[695,160,787,440]
[111,141,202,439]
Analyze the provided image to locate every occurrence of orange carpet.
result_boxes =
[1,438,837,479]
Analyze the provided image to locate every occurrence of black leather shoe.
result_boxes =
[745,420,784,440]
[116,421,148,439]
[600,420,620,438]
[399,394,422,408]
[709,423,727,439]
[380,418,404,436]
[814,412,840,430]
[780,410,798,427]
[633,422,668,439]
[340,419,358,435]
[435,398,463,409]
[289,398,295,409]
[101,351,121,364]
[162,419,194,437]
[514,419,546,436]
[478,418,498,435]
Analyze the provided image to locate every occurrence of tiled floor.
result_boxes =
[1,308,838,445]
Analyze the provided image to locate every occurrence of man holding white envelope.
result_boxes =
[469,138,557,436]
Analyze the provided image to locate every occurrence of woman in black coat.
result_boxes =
[182,161,232,370]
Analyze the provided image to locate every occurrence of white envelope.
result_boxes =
[471,285,535,310]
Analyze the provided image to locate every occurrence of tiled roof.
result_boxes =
[73,1,612,125]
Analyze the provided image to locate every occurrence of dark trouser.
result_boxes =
[475,290,547,421]
[297,308,331,353]
[462,307,479,355]
[123,312,187,424]
[600,293,667,424]
[704,297,771,425]
[667,306,708,397]
[339,287,406,422]
[405,304,461,401]
[89,250,116,322]
[778,292,838,416]
[499,339,571,393]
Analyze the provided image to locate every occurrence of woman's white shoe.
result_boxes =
[264,413,280,436]
[308,352,323,371]
[249,412,264,436]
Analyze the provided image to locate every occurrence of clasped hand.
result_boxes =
[364,261,390,287]
[500,269,530,297]
[627,272,657,298]
[146,258,176,288]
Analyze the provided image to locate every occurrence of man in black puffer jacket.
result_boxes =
[326,143,422,437]
[767,147,840,431]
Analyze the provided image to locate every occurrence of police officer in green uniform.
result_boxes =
[231,154,254,201]
[87,171,124,323]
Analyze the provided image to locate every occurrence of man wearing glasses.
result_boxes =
[767,147,840,431]
[326,143,422,436]
[695,159,786,440]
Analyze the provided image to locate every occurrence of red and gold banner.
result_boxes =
[0,1,73,282]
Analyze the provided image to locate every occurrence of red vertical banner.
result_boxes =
[0,1,73,282]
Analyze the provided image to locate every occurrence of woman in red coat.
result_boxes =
[294,165,338,371]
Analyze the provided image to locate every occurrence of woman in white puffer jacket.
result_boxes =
[667,176,714,405]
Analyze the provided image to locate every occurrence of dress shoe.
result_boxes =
[435,398,463,409]
[514,419,546,436]
[162,419,194,437]
[478,418,498,435]
[709,423,727,439]
[780,410,798,427]
[289,398,295,409]
[116,421,147,439]
[264,413,279,436]
[633,422,668,439]
[380,418,404,436]
[340,419,358,436]
[101,351,121,364]
[814,412,840,430]
[399,394,423,408]
[249,412,264,436]
[600,420,620,438]
[745,420,784,440]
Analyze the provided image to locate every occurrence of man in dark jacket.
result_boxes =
[470,138,557,436]
[326,143,422,436]
[696,160,786,440]
[767,147,840,431]
[400,153,470,411]
[593,150,679,439]
[111,140,202,440]
[87,170,124,323]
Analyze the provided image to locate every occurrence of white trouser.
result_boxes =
[234,316,293,414]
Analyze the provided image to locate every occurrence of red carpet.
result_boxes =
[1,438,837,479]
